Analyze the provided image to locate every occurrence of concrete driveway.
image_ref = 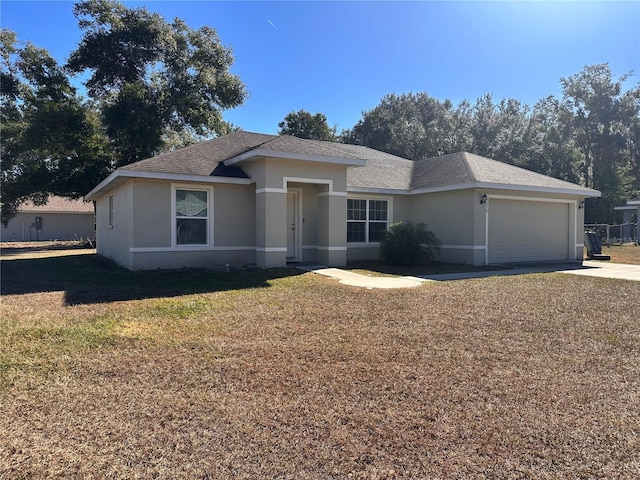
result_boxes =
[420,261,640,282]
[559,261,640,281]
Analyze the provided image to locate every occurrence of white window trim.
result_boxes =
[171,184,214,248]
[347,195,393,244]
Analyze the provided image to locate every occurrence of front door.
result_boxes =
[286,190,301,261]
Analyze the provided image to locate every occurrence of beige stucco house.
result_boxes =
[1,196,95,242]
[85,131,600,270]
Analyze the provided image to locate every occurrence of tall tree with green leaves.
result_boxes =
[67,0,247,166]
[278,110,336,141]
[560,63,640,222]
[0,29,111,226]
[344,93,455,160]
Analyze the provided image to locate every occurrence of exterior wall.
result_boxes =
[96,181,134,269]
[131,180,171,248]
[255,190,287,267]
[296,183,319,262]
[127,180,257,270]
[214,184,256,248]
[243,157,348,192]
[410,189,479,264]
[1,212,94,242]
[345,188,588,266]
[317,192,347,266]
[95,179,259,270]
[130,249,255,270]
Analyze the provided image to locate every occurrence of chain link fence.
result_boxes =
[584,223,638,246]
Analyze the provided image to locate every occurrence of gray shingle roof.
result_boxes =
[250,136,364,160]
[411,152,593,192]
[121,131,275,176]
[107,131,598,196]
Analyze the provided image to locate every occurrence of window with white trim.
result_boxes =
[347,198,389,243]
[175,188,209,245]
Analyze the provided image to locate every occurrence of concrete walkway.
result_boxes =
[300,261,640,289]
[298,266,425,289]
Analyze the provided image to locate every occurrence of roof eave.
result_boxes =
[348,181,602,197]
[85,170,251,201]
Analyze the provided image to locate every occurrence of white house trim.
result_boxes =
[256,247,288,253]
[130,246,256,253]
[485,194,580,204]
[349,181,600,198]
[441,244,486,250]
[317,246,348,251]
[86,170,250,201]
[317,191,347,197]
[256,187,287,194]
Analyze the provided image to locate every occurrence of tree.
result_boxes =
[278,110,336,141]
[1,29,111,226]
[559,63,640,222]
[67,0,246,166]
[345,93,452,160]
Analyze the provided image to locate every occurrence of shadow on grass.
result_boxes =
[345,260,510,277]
[1,253,303,306]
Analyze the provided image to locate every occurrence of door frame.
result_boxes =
[286,188,303,262]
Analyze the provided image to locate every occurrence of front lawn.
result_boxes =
[1,250,638,478]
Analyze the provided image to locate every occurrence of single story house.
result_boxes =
[85,131,600,270]
[1,196,95,242]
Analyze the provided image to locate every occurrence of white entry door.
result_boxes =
[286,190,301,260]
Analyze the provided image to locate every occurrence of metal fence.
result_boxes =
[584,223,639,246]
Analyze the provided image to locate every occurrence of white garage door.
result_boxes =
[488,199,570,264]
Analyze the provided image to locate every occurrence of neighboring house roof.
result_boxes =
[614,198,640,210]
[18,196,94,213]
[86,131,601,200]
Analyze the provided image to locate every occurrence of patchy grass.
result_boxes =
[600,244,640,265]
[1,250,639,478]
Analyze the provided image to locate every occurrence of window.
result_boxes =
[347,198,389,243]
[108,196,114,228]
[175,189,209,245]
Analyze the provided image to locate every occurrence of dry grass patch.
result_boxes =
[1,252,639,478]
[599,244,640,265]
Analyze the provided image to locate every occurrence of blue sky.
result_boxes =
[2,1,639,134]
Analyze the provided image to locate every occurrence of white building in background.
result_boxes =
[1,196,95,242]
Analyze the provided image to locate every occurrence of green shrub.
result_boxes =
[379,221,442,266]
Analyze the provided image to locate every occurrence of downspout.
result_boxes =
[484,201,489,266]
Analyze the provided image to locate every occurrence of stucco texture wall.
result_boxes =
[1,212,94,242]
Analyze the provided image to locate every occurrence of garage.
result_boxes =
[488,198,570,264]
